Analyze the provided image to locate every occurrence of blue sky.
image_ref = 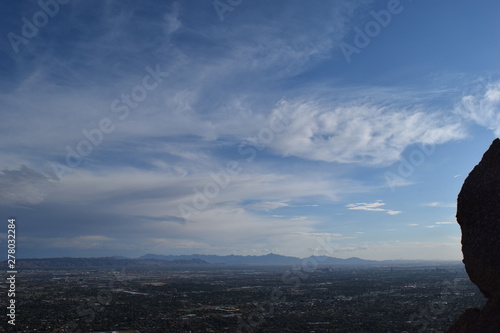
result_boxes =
[1,0,500,260]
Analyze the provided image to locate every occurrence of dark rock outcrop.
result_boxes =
[448,139,500,332]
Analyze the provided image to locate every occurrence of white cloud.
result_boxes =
[45,235,114,249]
[0,1,373,175]
[0,1,468,179]
[294,232,344,238]
[0,165,55,205]
[346,200,402,215]
[163,2,182,35]
[424,202,456,208]
[291,216,309,221]
[19,165,353,232]
[347,201,385,212]
[246,201,290,211]
[435,221,454,225]
[269,98,465,165]
[408,224,419,227]
[0,1,481,260]
[456,81,500,135]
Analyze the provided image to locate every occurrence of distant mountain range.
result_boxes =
[137,253,455,266]
[1,254,460,269]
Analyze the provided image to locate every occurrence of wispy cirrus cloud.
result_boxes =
[268,96,465,166]
[424,221,455,228]
[0,0,372,174]
[1,0,492,261]
[423,202,456,208]
[247,201,290,212]
[346,200,401,215]
[456,81,500,135]
[0,165,55,206]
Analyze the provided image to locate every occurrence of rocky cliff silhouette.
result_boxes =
[448,139,500,332]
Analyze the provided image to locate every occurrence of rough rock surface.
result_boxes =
[448,139,500,332]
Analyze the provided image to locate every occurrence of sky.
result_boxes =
[1,0,500,260]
